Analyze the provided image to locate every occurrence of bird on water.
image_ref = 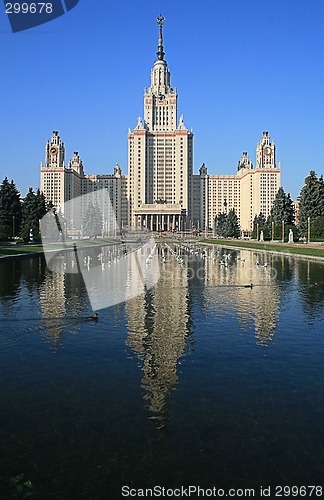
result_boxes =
[84,312,99,321]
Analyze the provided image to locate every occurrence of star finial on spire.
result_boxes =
[156,15,165,27]
[156,15,166,60]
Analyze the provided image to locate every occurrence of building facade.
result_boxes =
[40,18,280,235]
[198,132,280,232]
[40,132,127,234]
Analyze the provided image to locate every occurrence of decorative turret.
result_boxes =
[45,131,65,169]
[199,163,208,177]
[134,116,145,130]
[256,131,276,169]
[237,152,253,171]
[68,151,84,176]
[114,163,122,177]
[177,114,187,130]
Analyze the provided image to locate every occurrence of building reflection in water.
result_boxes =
[39,252,86,347]
[125,243,285,426]
[232,250,281,346]
[39,264,67,346]
[126,247,190,429]
[190,246,281,346]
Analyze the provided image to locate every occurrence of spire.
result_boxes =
[144,16,177,131]
[156,15,165,60]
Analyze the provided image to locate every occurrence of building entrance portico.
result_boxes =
[134,203,184,232]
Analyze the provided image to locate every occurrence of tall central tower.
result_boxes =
[128,17,193,230]
[144,16,178,131]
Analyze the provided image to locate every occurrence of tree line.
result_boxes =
[214,170,324,240]
[0,176,109,243]
[0,177,47,242]
[1,170,324,243]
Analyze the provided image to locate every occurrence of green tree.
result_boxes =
[214,212,227,237]
[270,187,295,225]
[225,208,240,238]
[21,188,47,242]
[40,204,66,242]
[0,177,22,241]
[298,171,324,237]
[252,212,270,239]
[82,202,102,238]
[214,209,240,238]
[310,216,324,239]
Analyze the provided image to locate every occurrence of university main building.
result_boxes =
[40,17,280,235]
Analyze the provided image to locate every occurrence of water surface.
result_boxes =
[0,245,324,498]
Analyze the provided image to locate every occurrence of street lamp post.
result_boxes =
[271,221,274,241]
[282,220,285,243]
[307,216,311,243]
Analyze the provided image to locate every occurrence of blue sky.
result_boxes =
[1,0,324,200]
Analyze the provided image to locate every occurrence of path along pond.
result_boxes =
[0,243,324,498]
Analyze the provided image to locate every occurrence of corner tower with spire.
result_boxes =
[128,16,194,230]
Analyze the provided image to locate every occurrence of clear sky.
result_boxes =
[1,0,324,200]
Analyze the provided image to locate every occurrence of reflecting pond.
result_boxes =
[0,243,324,499]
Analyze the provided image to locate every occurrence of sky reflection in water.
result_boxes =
[0,244,323,498]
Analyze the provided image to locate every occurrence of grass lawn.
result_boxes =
[202,239,324,258]
[0,238,120,257]
[0,245,44,256]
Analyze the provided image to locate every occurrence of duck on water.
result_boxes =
[84,312,99,321]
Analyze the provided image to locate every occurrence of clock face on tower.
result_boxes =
[264,146,271,155]
[50,145,58,155]
[158,93,165,102]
